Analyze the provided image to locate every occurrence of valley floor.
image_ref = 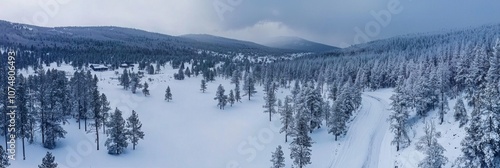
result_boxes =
[5,64,465,168]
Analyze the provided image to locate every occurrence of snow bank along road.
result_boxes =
[330,90,394,168]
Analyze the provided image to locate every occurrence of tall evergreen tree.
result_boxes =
[453,98,468,128]
[263,82,278,121]
[279,96,294,142]
[130,72,140,94]
[214,84,228,110]
[16,74,30,160]
[120,69,130,90]
[235,84,241,102]
[243,72,257,100]
[126,110,145,150]
[89,77,103,150]
[228,90,235,107]
[290,114,313,168]
[389,76,411,151]
[200,79,207,93]
[271,145,285,168]
[43,70,68,149]
[458,104,485,167]
[105,108,128,155]
[38,152,57,168]
[0,146,9,168]
[165,86,172,102]
[101,93,111,134]
[417,122,447,168]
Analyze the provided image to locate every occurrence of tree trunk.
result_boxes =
[84,118,87,131]
[96,123,100,150]
[22,137,25,160]
[269,111,271,121]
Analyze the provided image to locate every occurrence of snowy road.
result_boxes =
[330,91,393,168]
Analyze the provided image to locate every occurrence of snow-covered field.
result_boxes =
[5,63,467,168]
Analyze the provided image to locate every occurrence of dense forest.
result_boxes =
[0,21,499,167]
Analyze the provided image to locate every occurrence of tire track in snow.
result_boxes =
[330,92,391,168]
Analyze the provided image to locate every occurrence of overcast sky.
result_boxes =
[2,0,500,47]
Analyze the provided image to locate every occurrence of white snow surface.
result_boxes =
[7,63,467,168]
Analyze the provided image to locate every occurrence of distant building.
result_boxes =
[90,64,109,71]
[119,62,135,68]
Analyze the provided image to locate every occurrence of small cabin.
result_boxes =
[90,64,109,71]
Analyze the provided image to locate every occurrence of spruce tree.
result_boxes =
[228,90,235,107]
[416,122,448,168]
[101,93,111,134]
[263,82,278,121]
[126,110,145,150]
[0,146,9,168]
[453,98,468,128]
[142,82,150,96]
[214,84,228,110]
[389,76,410,151]
[290,114,313,168]
[271,145,285,168]
[120,69,130,90]
[130,72,139,94]
[105,108,128,155]
[16,74,30,160]
[38,152,57,168]
[458,104,484,167]
[165,86,172,102]
[235,84,241,102]
[243,72,257,100]
[279,96,294,142]
[200,79,207,93]
[185,67,191,78]
[89,80,103,150]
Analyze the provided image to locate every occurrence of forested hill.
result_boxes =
[315,24,500,59]
[0,20,295,63]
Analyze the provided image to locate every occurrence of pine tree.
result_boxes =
[291,80,300,100]
[458,104,485,167]
[228,90,235,107]
[165,86,172,102]
[235,84,241,102]
[453,98,468,128]
[200,79,207,93]
[38,152,57,168]
[16,74,30,160]
[105,108,128,155]
[263,82,278,121]
[0,146,9,168]
[290,115,313,168]
[271,145,285,168]
[185,67,191,78]
[120,69,130,90]
[231,69,241,87]
[243,72,257,100]
[279,96,294,142]
[389,76,411,151]
[328,89,350,141]
[142,82,150,96]
[416,122,447,168]
[89,78,103,150]
[43,70,68,149]
[130,72,139,94]
[214,84,228,110]
[126,110,145,150]
[299,82,324,133]
[101,93,111,134]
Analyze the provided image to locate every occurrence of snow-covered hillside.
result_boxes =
[4,63,476,168]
